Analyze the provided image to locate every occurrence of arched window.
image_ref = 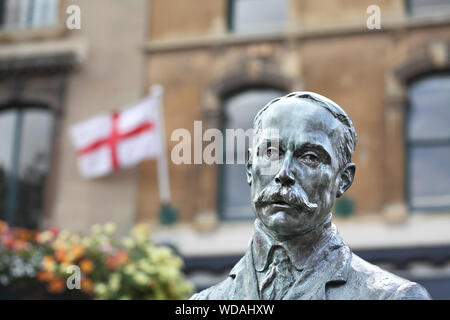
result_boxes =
[407,73,450,211]
[219,88,284,220]
[0,105,55,229]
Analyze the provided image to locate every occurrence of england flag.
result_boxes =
[70,96,161,179]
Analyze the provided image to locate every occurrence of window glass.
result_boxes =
[15,110,54,228]
[409,145,450,208]
[0,0,60,31]
[0,110,16,221]
[409,0,450,17]
[221,88,283,220]
[408,74,450,140]
[407,74,450,210]
[229,0,287,34]
[0,107,54,228]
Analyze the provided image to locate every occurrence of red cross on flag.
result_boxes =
[70,95,161,179]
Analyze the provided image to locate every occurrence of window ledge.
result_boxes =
[0,25,67,43]
[144,15,450,54]
[152,212,450,256]
[0,37,89,74]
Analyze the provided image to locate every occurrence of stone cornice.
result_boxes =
[0,38,88,76]
[143,16,450,54]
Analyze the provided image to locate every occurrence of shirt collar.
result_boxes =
[252,214,335,272]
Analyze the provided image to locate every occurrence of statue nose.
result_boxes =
[275,159,295,186]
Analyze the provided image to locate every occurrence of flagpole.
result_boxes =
[150,85,177,224]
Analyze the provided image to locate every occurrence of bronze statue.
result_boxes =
[191,92,431,300]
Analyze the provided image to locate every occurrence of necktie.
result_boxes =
[260,247,295,300]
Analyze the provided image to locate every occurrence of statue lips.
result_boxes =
[271,201,291,209]
[266,199,299,215]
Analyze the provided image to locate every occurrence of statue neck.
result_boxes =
[253,214,334,270]
[257,213,333,245]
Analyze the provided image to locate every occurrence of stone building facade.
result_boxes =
[1,0,450,247]
[140,0,450,229]
[0,0,148,235]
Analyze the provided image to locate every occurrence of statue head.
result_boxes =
[246,92,357,238]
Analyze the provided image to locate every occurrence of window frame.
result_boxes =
[406,0,450,18]
[405,71,450,212]
[0,101,57,229]
[0,0,66,43]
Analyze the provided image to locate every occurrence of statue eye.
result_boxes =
[263,147,280,161]
[301,153,320,167]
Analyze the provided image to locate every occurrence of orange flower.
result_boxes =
[81,278,94,294]
[37,270,54,282]
[116,250,129,264]
[42,256,56,270]
[47,277,65,293]
[106,250,130,271]
[71,244,85,260]
[14,239,27,251]
[106,255,117,270]
[16,229,35,241]
[79,259,94,274]
[55,248,67,262]
[0,220,8,234]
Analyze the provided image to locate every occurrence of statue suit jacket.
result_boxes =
[190,224,431,300]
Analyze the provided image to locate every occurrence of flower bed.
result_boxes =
[0,220,193,299]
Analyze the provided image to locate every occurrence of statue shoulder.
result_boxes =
[342,253,431,299]
[189,255,247,300]
[387,281,431,300]
[189,276,235,300]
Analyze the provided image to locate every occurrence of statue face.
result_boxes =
[247,98,354,237]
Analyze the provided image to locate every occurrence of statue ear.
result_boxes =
[246,148,253,185]
[336,163,355,198]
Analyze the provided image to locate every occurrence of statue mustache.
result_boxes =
[254,184,318,213]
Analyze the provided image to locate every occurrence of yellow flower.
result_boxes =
[124,264,136,275]
[133,272,149,286]
[94,283,108,297]
[37,231,53,244]
[70,234,81,244]
[42,256,56,272]
[60,262,70,274]
[131,224,150,243]
[121,237,135,249]
[58,230,70,241]
[138,259,155,274]
[104,222,116,235]
[108,273,121,292]
[91,224,102,235]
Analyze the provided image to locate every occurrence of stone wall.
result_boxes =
[140,0,450,223]
[49,0,148,234]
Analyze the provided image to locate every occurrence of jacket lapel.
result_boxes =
[284,229,352,300]
[228,239,260,299]
[228,227,352,300]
